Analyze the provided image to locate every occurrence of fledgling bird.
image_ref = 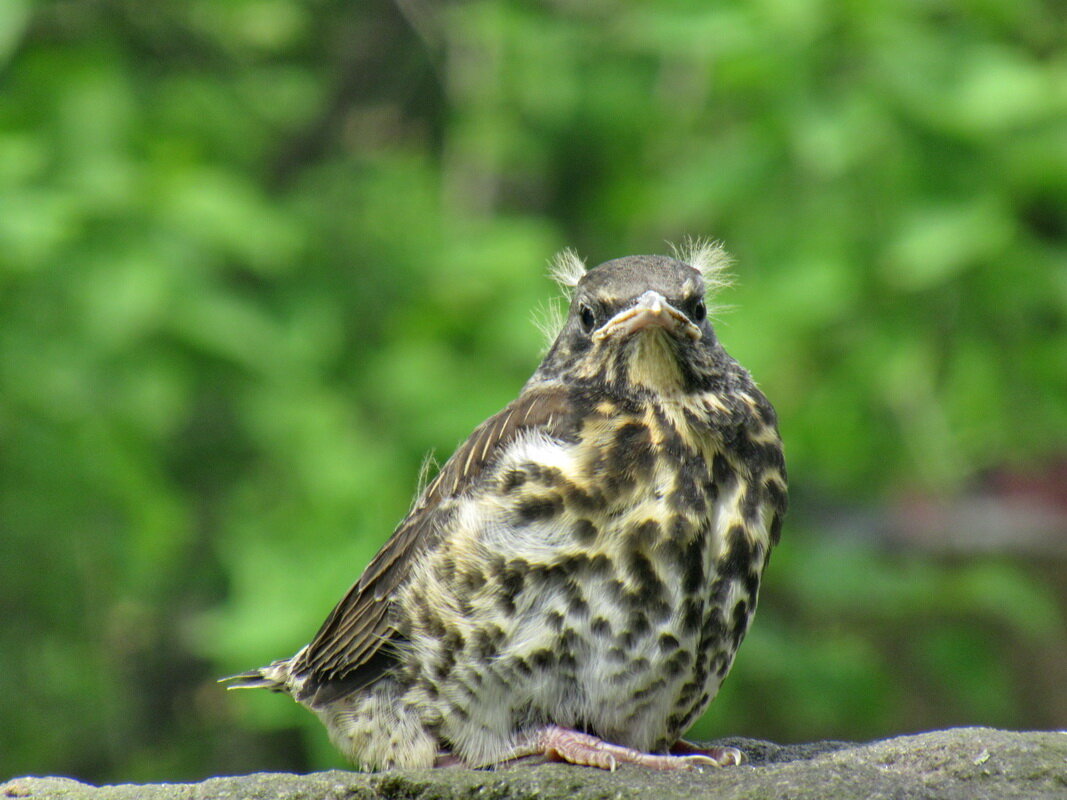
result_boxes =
[225,243,787,771]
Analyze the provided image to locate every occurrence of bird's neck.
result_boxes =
[623,329,686,395]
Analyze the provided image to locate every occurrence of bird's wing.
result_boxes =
[292,385,574,703]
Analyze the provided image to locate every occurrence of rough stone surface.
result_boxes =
[4,728,1065,800]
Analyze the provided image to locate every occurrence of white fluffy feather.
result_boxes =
[531,298,566,349]
[669,237,733,294]
[548,248,587,290]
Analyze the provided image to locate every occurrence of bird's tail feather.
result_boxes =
[219,659,293,693]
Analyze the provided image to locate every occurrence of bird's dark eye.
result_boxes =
[579,304,596,333]
[692,299,707,323]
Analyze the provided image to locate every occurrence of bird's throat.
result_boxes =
[626,330,686,394]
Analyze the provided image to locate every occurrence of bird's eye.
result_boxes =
[579,304,596,333]
[692,299,707,323]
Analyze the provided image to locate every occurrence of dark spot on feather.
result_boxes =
[681,597,703,633]
[530,561,568,589]
[657,411,693,459]
[590,616,611,637]
[715,654,730,678]
[712,453,733,487]
[626,550,664,600]
[563,483,607,512]
[628,610,650,638]
[623,550,657,588]
[500,469,526,493]
[546,610,564,631]
[631,678,666,701]
[612,422,655,472]
[558,552,590,572]
[537,466,564,486]
[588,553,611,575]
[700,607,727,646]
[658,633,680,653]
[622,587,646,611]
[681,536,705,593]
[515,495,562,524]
[765,479,787,514]
[677,681,699,705]
[434,649,456,680]
[646,596,672,621]
[567,591,589,619]
[745,568,761,599]
[669,470,706,515]
[731,600,750,647]
[443,629,465,652]
[754,400,776,426]
[719,525,753,579]
[573,518,598,545]
[770,514,783,545]
[740,485,762,523]
[626,657,650,676]
[497,563,525,613]
[530,649,554,670]
[664,649,692,677]
[512,658,533,677]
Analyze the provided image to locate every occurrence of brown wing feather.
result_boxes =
[293,385,574,698]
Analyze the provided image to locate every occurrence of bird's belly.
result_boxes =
[400,434,768,763]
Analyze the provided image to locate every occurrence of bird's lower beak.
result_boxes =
[594,291,700,342]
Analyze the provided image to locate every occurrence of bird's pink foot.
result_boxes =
[509,725,725,771]
[670,738,745,766]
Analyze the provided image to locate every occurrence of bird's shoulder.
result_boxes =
[291,384,576,701]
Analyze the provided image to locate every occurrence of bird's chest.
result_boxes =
[403,404,769,752]
[474,411,747,739]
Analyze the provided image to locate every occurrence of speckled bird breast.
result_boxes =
[394,392,777,767]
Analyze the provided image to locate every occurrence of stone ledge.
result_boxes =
[4,727,1065,800]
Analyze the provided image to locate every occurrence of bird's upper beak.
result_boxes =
[594,290,701,342]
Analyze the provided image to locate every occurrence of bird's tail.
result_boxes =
[219,658,294,693]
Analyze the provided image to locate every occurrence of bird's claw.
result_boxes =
[504,725,742,772]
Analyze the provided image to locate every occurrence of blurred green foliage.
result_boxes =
[1,0,1065,784]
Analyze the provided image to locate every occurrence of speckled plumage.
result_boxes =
[226,248,787,771]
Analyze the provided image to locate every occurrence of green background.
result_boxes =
[2,0,1065,783]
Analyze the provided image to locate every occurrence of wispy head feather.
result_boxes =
[532,297,567,350]
[670,237,733,295]
[549,248,587,291]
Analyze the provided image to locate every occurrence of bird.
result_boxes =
[224,242,787,772]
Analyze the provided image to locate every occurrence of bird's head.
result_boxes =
[534,242,731,396]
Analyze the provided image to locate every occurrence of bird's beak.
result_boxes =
[594,290,701,342]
